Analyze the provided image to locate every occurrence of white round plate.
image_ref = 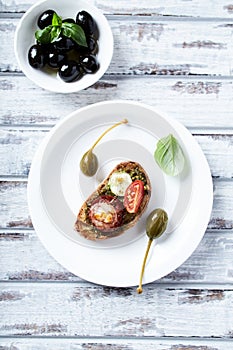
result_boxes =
[28,100,213,287]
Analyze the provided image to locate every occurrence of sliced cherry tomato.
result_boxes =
[124,180,144,214]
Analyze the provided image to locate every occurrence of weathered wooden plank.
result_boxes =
[1,18,233,75]
[0,130,45,178]
[0,129,232,178]
[0,283,232,337]
[0,337,233,350]
[0,1,232,347]
[1,0,233,18]
[0,229,77,282]
[1,229,233,284]
[0,181,31,229]
[1,76,233,129]
[0,178,232,230]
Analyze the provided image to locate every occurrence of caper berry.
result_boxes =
[80,119,128,177]
[80,150,98,177]
[137,208,168,294]
[146,209,168,240]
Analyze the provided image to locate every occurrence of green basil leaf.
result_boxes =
[35,25,53,44]
[52,12,62,27]
[154,134,185,176]
[62,22,87,47]
[50,26,62,42]
[35,12,62,44]
[35,25,61,44]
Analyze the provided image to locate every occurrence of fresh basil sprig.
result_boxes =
[52,12,62,27]
[35,25,60,44]
[154,134,185,176]
[62,22,87,46]
[35,12,87,47]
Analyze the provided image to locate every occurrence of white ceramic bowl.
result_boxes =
[14,0,113,93]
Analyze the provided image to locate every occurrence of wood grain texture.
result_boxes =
[1,0,233,347]
[0,130,45,177]
[0,338,233,350]
[1,0,233,18]
[1,76,233,129]
[0,129,233,178]
[0,178,232,230]
[1,229,233,284]
[1,18,233,76]
[0,283,233,337]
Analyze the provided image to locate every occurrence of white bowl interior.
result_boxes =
[14,0,113,93]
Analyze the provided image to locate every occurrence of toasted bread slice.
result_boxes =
[74,161,151,240]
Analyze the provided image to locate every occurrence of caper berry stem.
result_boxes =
[90,118,128,151]
[137,209,168,294]
[137,238,153,294]
[80,118,128,176]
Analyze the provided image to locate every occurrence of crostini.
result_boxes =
[74,161,151,240]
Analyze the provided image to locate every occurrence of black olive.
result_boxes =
[75,36,98,55]
[63,18,75,24]
[28,44,47,69]
[37,10,55,29]
[53,36,75,53]
[47,50,67,69]
[37,42,54,55]
[80,55,99,74]
[86,37,98,54]
[58,60,83,82]
[76,10,99,39]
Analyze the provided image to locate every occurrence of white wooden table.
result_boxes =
[1,1,233,349]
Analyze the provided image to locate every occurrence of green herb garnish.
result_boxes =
[154,134,185,176]
[35,12,87,47]
[52,12,62,27]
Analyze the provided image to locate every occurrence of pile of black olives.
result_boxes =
[28,9,100,83]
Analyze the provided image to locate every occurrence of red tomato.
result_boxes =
[124,180,144,213]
